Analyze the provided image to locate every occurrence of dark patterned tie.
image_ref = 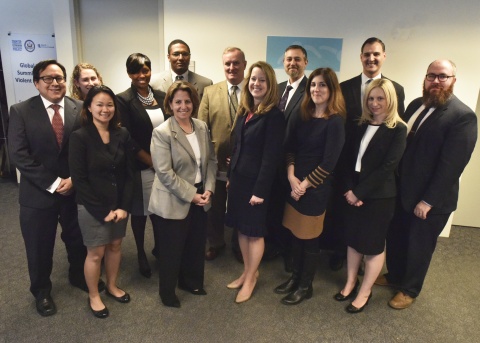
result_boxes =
[229,85,238,122]
[50,104,64,147]
[175,75,184,81]
[278,85,293,112]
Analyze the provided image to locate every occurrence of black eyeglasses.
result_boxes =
[425,74,455,82]
[39,76,66,84]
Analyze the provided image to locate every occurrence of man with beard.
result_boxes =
[198,47,247,261]
[377,59,477,309]
[150,39,212,99]
[326,37,405,271]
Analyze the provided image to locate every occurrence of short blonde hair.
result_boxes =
[360,79,404,128]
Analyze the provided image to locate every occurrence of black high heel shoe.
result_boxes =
[346,292,372,313]
[88,298,109,319]
[334,279,360,301]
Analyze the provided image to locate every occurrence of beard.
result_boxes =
[422,83,454,107]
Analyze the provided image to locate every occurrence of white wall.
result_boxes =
[1,0,479,226]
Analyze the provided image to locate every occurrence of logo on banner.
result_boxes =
[24,40,35,52]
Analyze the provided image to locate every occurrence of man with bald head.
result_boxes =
[377,59,477,309]
[198,47,247,261]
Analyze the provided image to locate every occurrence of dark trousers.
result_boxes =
[385,207,450,298]
[20,196,86,299]
[152,205,207,302]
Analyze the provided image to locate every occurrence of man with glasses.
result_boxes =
[8,60,95,316]
[377,59,477,309]
[151,39,213,99]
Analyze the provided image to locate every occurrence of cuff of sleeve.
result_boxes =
[47,177,62,193]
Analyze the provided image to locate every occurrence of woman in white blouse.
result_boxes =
[334,79,406,313]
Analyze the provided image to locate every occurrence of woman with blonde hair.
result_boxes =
[225,61,285,303]
[70,63,103,100]
[334,78,406,313]
[274,67,345,305]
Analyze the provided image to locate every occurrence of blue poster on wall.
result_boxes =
[267,36,342,82]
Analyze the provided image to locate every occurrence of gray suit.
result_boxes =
[149,117,217,219]
[148,116,217,303]
[150,70,213,99]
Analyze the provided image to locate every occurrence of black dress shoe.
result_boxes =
[88,298,109,319]
[105,288,131,303]
[274,277,299,294]
[161,295,181,308]
[36,296,57,317]
[346,292,372,313]
[205,244,226,261]
[281,285,313,305]
[178,284,207,295]
[334,279,360,301]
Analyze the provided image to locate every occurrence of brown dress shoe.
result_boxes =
[205,244,226,261]
[374,274,393,287]
[389,291,415,309]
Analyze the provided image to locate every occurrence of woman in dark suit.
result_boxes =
[333,79,406,313]
[117,53,168,278]
[69,85,135,318]
[274,68,345,305]
[225,61,285,303]
[149,81,217,308]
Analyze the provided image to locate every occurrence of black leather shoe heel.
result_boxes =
[280,285,313,305]
[346,292,372,313]
[334,279,360,301]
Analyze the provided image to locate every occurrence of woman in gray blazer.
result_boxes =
[149,81,217,308]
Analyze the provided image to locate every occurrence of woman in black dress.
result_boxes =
[117,53,168,278]
[226,61,285,303]
[333,79,406,313]
[69,85,135,318]
[274,67,345,305]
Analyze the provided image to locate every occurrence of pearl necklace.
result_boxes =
[137,88,154,106]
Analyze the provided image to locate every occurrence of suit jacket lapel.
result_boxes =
[353,75,362,111]
[284,76,307,121]
[194,120,208,179]
[63,97,79,149]
[170,118,196,161]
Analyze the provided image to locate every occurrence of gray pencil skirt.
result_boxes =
[78,205,128,247]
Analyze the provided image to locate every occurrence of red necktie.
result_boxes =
[50,104,64,147]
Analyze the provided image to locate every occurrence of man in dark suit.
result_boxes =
[378,59,477,309]
[198,47,247,261]
[8,60,97,317]
[268,45,308,268]
[327,37,406,271]
[150,39,213,99]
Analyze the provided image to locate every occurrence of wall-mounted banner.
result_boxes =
[9,33,56,103]
[267,36,343,83]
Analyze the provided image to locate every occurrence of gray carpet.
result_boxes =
[1,177,479,343]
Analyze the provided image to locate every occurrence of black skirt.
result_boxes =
[344,197,395,255]
[225,171,269,237]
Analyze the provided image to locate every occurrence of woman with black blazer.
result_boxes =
[274,68,345,305]
[70,85,135,318]
[333,79,406,313]
[225,61,285,303]
[117,53,168,278]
